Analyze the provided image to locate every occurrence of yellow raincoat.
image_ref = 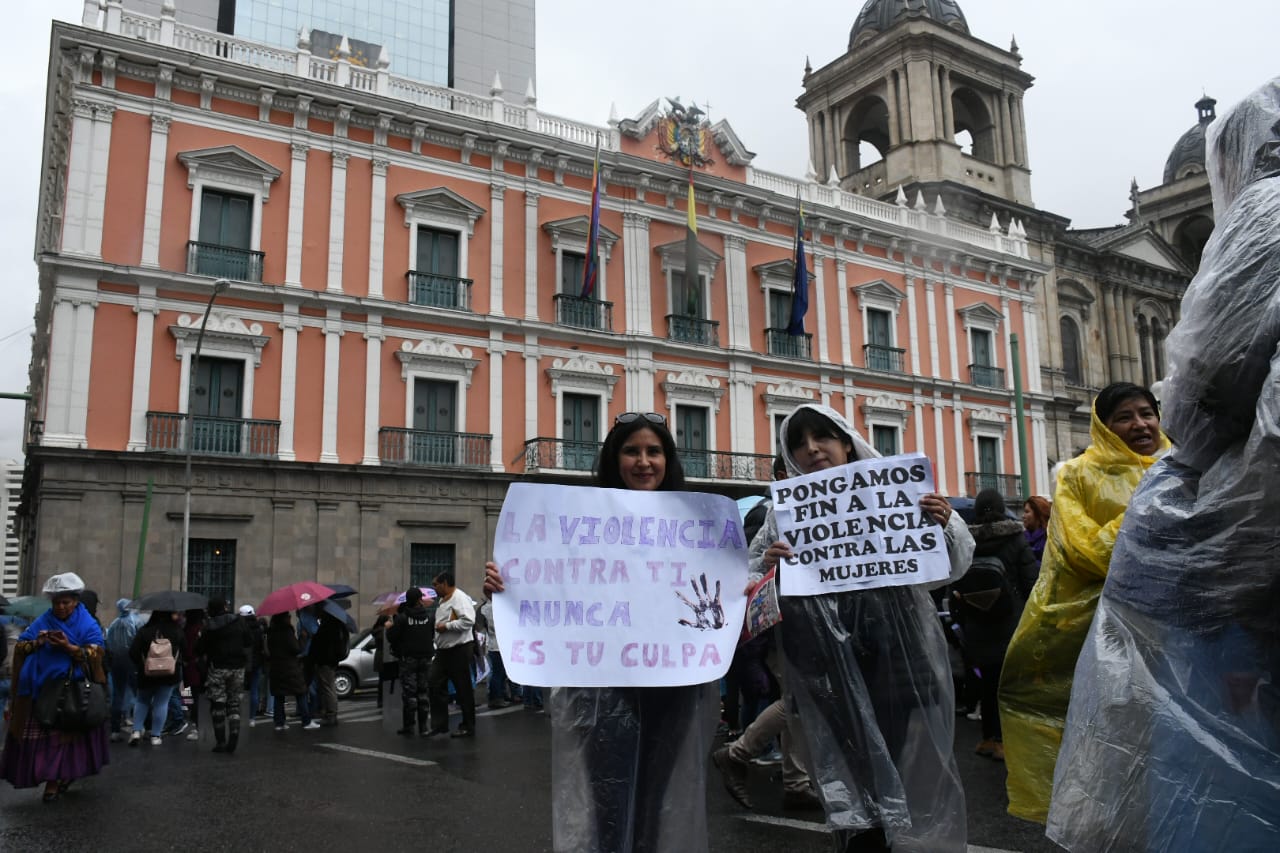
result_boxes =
[998,401,1169,823]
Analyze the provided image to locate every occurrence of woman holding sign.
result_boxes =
[485,412,721,853]
[752,404,975,853]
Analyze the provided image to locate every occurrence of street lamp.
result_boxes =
[181,278,230,590]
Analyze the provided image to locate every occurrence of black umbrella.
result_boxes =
[131,590,208,612]
[326,584,358,599]
[321,598,357,632]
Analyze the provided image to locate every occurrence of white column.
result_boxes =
[488,332,505,469]
[285,142,309,287]
[126,286,158,450]
[326,151,349,293]
[277,308,301,460]
[367,158,388,299]
[1032,411,1048,496]
[728,369,754,452]
[1001,294,1014,390]
[913,398,925,455]
[139,114,171,267]
[952,394,966,492]
[836,256,852,366]
[523,341,539,440]
[489,182,506,316]
[1023,296,1043,393]
[905,274,920,374]
[932,399,949,495]
[60,100,96,255]
[724,234,750,350]
[622,211,653,337]
[523,190,540,320]
[320,311,343,463]
[362,315,383,464]
[945,283,960,382]
[813,250,829,363]
[925,280,941,377]
[82,105,114,258]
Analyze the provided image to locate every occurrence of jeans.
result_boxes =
[273,693,311,727]
[488,651,510,704]
[246,666,262,715]
[0,678,10,722]
[133,684,176,736]
[166,687,185,728]
[109,660,136,732]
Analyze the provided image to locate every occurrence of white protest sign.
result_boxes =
[770,452,949,596]
[492,482,749,688]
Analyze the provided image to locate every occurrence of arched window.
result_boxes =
[1060,315,1083,385]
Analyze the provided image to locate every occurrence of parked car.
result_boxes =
[335,628,379,699]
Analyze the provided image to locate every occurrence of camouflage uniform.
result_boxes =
[206,666,245,750]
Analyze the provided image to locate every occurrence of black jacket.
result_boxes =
[954,519,1038,665]
[244,615,266,669]
[387,603,437,659]
[307,613,350,667]
[266,620,307,695]
[196,613,252,669]
[129,616,185,688]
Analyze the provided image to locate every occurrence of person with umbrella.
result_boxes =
[307,602,351,726]
[266,611,319,732]
[0,572,111,803]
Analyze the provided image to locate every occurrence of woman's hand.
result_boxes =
[920,492,953,526]
[762,540,792,571]
[483,561,505,594]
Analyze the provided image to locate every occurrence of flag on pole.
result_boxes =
[684,169,700,316]
[787,199,809,336]
[580,136,602,299]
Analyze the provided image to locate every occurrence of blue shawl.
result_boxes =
[16,602,103,697]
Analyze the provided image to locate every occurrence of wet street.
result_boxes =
[0,694,1060,852]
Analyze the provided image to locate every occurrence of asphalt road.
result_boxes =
[0,694,1062,853]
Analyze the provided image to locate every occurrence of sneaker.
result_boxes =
[782,787,823,811]
[302,721,321,731]
[128,731,141,747]
[248,718,256,728]
[167,721,189,737]
[274,725,285,732]
[450,726,475,738]
[186,728,200,741]
[149,736,163,746]
[110,731,124,743]
[711,746,754,810]
[966,708,982,722]
[751,747,783,766]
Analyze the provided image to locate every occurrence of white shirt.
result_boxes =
[434,589,476,649]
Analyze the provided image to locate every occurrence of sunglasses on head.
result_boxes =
[614,412,667,426]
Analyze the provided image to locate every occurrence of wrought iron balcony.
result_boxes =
[379,427,492,468]
[964,472,1024,501]
[863,344,906,373]
[522,438,775,483]
[407,270,473,311]
[186,241,264,283]
[554,294,613,331]
[969,363,1006,388]
[666,314,720,347]
[766,328,812,360]
[145,412,280,458]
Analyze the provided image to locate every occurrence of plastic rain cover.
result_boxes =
[549,683,717,853]
[998,403,1169,823]
[751,404,975,852]
[1047,78,1280,851]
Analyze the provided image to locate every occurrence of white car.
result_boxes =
[335,629,379,699]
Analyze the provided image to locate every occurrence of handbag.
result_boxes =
[34,659,109,732]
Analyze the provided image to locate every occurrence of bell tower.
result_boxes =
[797,0,1034,213]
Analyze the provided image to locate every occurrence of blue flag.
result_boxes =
[787,202,808,336]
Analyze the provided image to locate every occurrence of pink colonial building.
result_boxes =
[21,8,1046,609]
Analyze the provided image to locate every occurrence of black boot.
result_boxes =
[225,721,240,755]
[212,723,227,753]
[417,708,430,736]
[397,706,415,735]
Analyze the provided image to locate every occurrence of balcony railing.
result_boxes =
[554,294,613,331]
[186,241,264,283]
[964,472,1024,501]
[969,363,1006,388]
[766,328,812,360]
[407,271,473,311]
[864,344,906,373]
[522,438,775,483]
[379,428,492,468]
[666,315,720,347]
[145,412,280,458]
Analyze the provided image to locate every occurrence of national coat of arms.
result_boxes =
[657,97,714,169]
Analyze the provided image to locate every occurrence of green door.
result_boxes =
[414,228,460,307]
[190,357,243,453]
[197,190,252,278]
[562,393,598,471]
[676,406,709,478]
[412,379,457,464]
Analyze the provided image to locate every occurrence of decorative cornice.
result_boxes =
[170,312,270,366]
[547,355,619,401]
[395,338,480,385]
[661,369,725,412]
[762,379,815,408]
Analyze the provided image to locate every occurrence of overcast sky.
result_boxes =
[0,0,1274,460]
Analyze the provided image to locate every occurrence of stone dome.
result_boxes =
[850,0,970,48]
[1163,95,1217,184]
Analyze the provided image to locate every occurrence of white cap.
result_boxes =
[238,604,255,616]
[42,572,86,597]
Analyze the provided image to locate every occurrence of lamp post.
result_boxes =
[181,278,230,590]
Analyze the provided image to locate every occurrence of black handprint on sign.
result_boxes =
[676,573,725,630]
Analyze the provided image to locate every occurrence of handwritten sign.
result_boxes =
[492,483,749,687]
[771,453,949,596]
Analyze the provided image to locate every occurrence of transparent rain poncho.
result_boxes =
[998,402,1169,823]
[750,404,975,852]
[1047,78,1280,851]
